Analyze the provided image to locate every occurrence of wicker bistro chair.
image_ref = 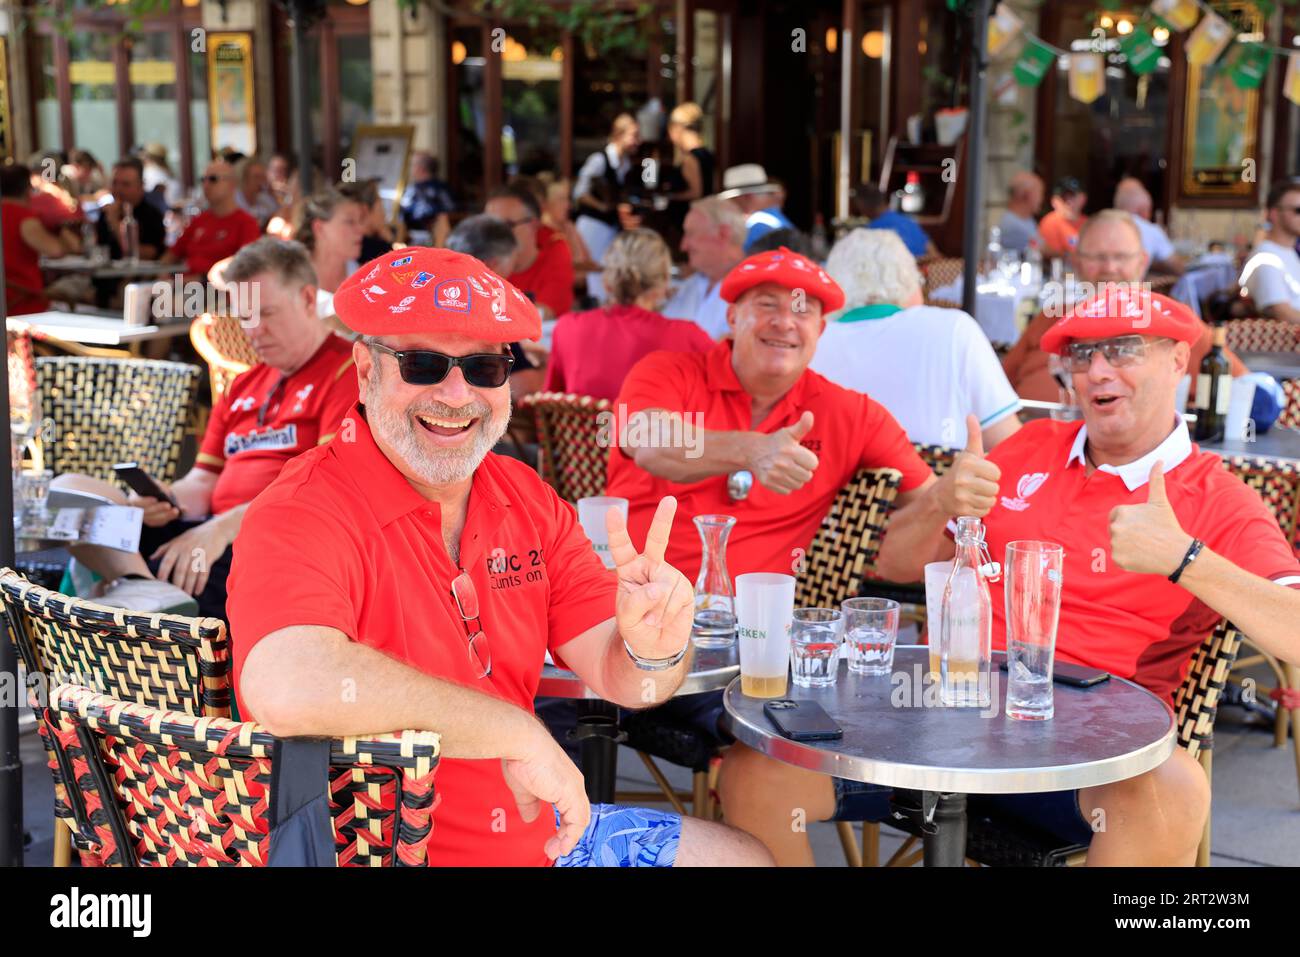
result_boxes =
[190,312,259,403]
[920,258,964,298]
[517,391,613,503]
[1280,379,1300,433]
[1,568,231,866]
[620,468,905,823]
[1224,318,1300,355]
[41,684,440,866]
[946,621,1243,868]
[36,355,201,485]
[1216,457,1300,798]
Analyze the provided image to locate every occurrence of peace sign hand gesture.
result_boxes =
[606,496,695,662]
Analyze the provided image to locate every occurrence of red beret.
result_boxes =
[1039,288,1201,356]
[333,247,541,341]
[719,247,845,314]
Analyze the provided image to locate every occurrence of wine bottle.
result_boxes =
[1193,323,1232,442]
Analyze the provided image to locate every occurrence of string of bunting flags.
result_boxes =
[973,0,1300,105]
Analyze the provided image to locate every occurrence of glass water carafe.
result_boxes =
[692,514,737,647]
[939,516,999,707]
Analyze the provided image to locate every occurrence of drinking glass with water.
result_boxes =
[790,608,842,688]
[841,598,899,676]
[1004,541,1064,720]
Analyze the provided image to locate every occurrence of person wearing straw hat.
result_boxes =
[717,163,795,252]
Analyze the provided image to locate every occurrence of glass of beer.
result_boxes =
[736,572,795,697]
[924,560,954,676]
[576,496,629,569]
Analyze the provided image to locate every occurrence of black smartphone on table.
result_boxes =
[113,462,178,509]
[763,699,844,741]
[999,659,1110,688]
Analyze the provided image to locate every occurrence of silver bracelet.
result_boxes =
[624,636,690,671]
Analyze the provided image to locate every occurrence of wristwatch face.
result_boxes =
[727,469,753,501]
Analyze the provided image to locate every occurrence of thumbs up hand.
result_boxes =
[1108,460,1194,577]
[749,411,819,495]
[934,415,1002,519]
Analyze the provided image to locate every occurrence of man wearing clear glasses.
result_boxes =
[1003,210,1247,403]
[1240,177,1300,325]
[227,247,771,867]
[719,288,1300,866]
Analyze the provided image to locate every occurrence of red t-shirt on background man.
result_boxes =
[168,207,261,278]
[544,303,714,400]
[508,224,575,316]
[227,409,617,866]
[606,339,932,583]
[195,334,357,514]
[983,418,1300,702]
[1,200,50,316]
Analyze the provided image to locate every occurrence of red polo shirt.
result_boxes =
[544,303,714,400]
[227,408,617,867]
[169,207,261,277]
[508,224,575,316]
[984,419,1300,702]
[195,333,357,514]
[607,339,932,582]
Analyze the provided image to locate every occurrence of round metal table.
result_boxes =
[538,643,738,804]
[723,645,1176,866]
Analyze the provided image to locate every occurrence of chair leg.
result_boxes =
[836,821,863,867]
[1196,749,1213,868]
[635,751,689,816]
[691,771,709,819]
[862,821,880,867]
[53,820,72,867]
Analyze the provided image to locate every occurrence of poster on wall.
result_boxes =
[208,33,256,157]
[1181,1,1260,198]
[349,125,415,224]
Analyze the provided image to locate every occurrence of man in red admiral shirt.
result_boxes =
[485,184,575,318]
[161,158,261,280]
[720,289,1300,866]
[54,238,356,618]
[226,247,770,867]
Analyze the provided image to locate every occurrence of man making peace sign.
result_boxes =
[227,247,769,867]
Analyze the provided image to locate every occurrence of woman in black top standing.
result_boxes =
[664,102,715,231]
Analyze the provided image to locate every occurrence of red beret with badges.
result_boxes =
[719,246,845,314]
[1040,288,1201,355]
[332,247,542,341]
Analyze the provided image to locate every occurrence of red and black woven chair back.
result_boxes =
[518,391,613,502]
[1219,456,1300,558]
[795,468,902,608]
[43,684,440,867]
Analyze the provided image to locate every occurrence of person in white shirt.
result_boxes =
[572,114,641,266]
[811,229,1022,449]
[660,196,747,339]
[1241,178,1300,325]
[1113,177,1185,275]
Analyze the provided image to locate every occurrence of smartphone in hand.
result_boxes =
[113,462,179,509]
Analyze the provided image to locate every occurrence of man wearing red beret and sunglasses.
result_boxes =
[226,247,770,867]
[719,288,1300,867]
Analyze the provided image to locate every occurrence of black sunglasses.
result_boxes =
[368,341,514,387]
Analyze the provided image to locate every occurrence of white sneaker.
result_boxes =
[97,578,200,616]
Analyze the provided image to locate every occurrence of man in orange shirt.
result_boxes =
[485,183,574,318]
[1036,176,1088,258]
[226,247,769,867]
[719,288,1300,866]
[1003,210,1248,402]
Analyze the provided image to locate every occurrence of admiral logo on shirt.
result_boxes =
[434,280,471,312]
[225,424,299,457]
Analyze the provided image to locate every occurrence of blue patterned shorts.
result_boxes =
[553,804,682,867]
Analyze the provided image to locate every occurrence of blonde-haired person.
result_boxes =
[538,173,596,277]
[664,102,716,229]
[812,228,1022,449]
[544,228,713,400]
[573,113,642,264]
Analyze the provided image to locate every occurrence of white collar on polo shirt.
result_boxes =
[1065,416,1192,492]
